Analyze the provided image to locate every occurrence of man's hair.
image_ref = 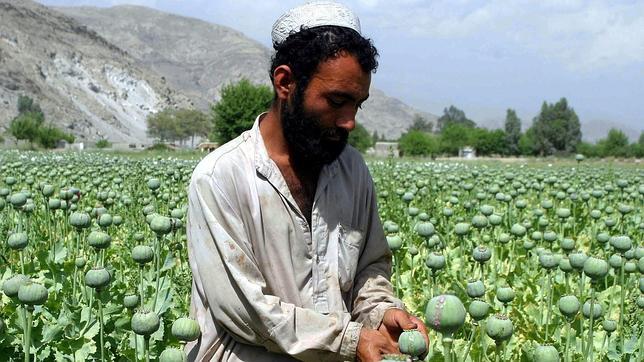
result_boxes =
[269,26,378,96]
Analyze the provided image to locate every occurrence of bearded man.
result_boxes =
[186,2,428,361]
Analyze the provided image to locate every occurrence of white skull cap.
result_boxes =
[271,1,361,45]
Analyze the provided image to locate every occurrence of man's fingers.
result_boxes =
[394,310,418,330]
[410,315,430,345]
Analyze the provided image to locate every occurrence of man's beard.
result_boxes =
[280,88,348,171]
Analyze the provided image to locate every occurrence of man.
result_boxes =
[186,2,429,361]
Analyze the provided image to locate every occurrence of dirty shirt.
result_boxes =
[186,114,403,361]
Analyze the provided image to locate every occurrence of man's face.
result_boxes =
[281,52,371,170]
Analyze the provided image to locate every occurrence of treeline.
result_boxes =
[398,98,643,158]
[2,95,75,149]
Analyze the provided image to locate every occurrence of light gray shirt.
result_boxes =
[186,114,403,361]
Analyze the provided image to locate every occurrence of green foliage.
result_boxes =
[518,127,537,156]
[0,133,4,144]
[9,95,73,148]
[95,139,112,149]
[597,128,629,157]
[348,123,373,152]
[530,98,582,155]
[471,128,507,156]
[147,108,210,145]
[17,94,42,114]
[438,123,473,155]
[37,124,74,148]
[504,109,522,155]
[574,141,599,158]
[399,130,439,157]
[10,111,43,145]
[407,114,434,133]
[436,105,476,132]
[211,79,273,144]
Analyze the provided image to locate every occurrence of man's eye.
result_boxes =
[328,98,345,108]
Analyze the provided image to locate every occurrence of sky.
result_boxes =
[39,0,644,140]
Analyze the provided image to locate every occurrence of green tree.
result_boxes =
[10,111,43,146]
[531,98,581,155]
[504,109,521,155]
[575,141,599,158]
[399,130,439,157]
[95,139,111,149]
[518,127,537,156]
[0,133,4,144]
[175,108,211,147]
[436,105,475,132]
[37,124,74,148]
[17,94,42,114]
[439,123,474,155]
[472,128,507,156]
[147,109,180,143]
[407,114,434,133]
[211,79,273,143]
[348,123,373,152]
[597,128,629,157]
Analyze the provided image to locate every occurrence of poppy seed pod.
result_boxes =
[87,230,112,250]
[472,246,491,263]
[424,294,466,337]
[18,281,48,306]
[496,286,515,304]
[426,252,445,271]
[602,319,617,334]
[485,314,513,342]
[582,300,602,319]
[123,294,139,309]
[414,222,434,238]
[132,245,155,265]
[569,251,588,270]
[7,232,28,250]
[3,274,29,298]
[159,348,186,362]
[468,299,490,321]
[583,257,609,280]
[454,223,470,236]
[466,280,485,298]
[558,295,580,319]
[533,345,559,362]
[609,235,632,253]
[171,317,201,342]
[386,235,403,251]
[85,267,111,289]
[69,212,91,229]
[131,309,160,336]
[398,329,427,357]
[510,224,526,237]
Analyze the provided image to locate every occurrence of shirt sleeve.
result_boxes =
[187,172,362,361]
[350,172,405,330]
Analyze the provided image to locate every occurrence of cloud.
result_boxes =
[358,0,644,71]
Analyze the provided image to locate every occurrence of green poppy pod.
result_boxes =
[3,274,29,298]
[639,258,644,274]
[523,239,536,250]
[131,309,160,336]
[617,204,632,215]
[386,223,400,234]
[87,230,112,250]
[150,215,173,235]
[48,198,61,210]
[510,224,526,237]
[485,314,513,342]
[498,233,511,244]
[604,218,616,228]
[0,188,9,197]
[425,252,445,271]
[637,296,644,309]
[533,345,559,362]
[468,299,489,321]
[560,238,575,252]
[112,215,123,226]
[559,257,573,273]
[4,176,16,186]
[386,235,403,251]
[466,280,485,298]
[454,223,470,236]
[170,208,184,219]
[556,208,570,219]
[583,257,609,280]
[616,179,628,188]
[159,348,186,362]
[132,245,155,265]
[380,354,411,362]
[124,294,139,309]
[414,222,434,238]
[624,249,634,260]
[543,231,557,242]
[541,200,553,209]
[479,204,494,216]
[624,261,637,273]
[568,251,587,270]
[471,215,488,229]
[7,232,28,250]
[472,246,491,263]
[582,300,602,319]
[589,210,601,219]
[75,256,86,268]
[609,254,622,269]
[0,198,5,211]
[485,214,500,227]
[635,247,644,260]
[172,317,201,342]
[142,205,155,216]
[442,207,453,217]
[69,212,91,229]
[398,329,427,357]
[558,295,580,318]
[496,286,515,304]
[408,245,418,256]
[134,232,145,242]
[407,207,419,217]
[515,199,527,209]
[602,319,617,334]
[85,267,111,289]
[9,192,27,208]
[639,277,644,293]
[539,252,559,270]
[41,184,55,197]
[147,178,161,190]
[424,294,466,337]
[609,235,632,253]
[18,281,48,306]
[575,154,585,161]
[98,213,113,228]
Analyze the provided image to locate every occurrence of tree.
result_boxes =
[175,109,211,147]
[504,109,521,155]
[348,123,373,152]
[17,94,42,114]
[597,128,629,157]
[530,98,581,155]
[436,105,475,132]
[438,123,474,155]
[10,111,43,146]
[472,128,507,156]
[407,114,434,133]
[0,133,4,144]
[37,124,74,148]
[147,109,180,143]
[399,130,439,157]
[211,79,273,143]
[518,127,537,156]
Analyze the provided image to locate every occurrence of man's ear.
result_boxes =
[273,65,295,101]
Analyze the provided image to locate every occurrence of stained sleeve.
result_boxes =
[186,172,362,361]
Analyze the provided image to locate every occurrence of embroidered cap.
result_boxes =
[271,1,361,45]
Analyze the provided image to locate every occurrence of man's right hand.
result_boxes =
[356,328,398,362]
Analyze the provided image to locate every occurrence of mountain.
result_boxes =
[56,4,436,140]
[0,0,192,143]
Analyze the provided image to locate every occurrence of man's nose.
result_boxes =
[336,111,356,132]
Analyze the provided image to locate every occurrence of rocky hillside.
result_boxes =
[57,4,436,140]
[0,0,190,143]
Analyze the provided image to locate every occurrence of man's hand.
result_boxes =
[356,328,398,362]
[378,308,429,354]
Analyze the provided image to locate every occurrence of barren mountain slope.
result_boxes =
[0,0,190,143]
[58,4,436,139]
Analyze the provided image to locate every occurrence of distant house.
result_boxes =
[367,141,399,157]
[459,146,476,159]
[197,142,219,153]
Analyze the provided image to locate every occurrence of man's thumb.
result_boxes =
[397,312,417,330]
